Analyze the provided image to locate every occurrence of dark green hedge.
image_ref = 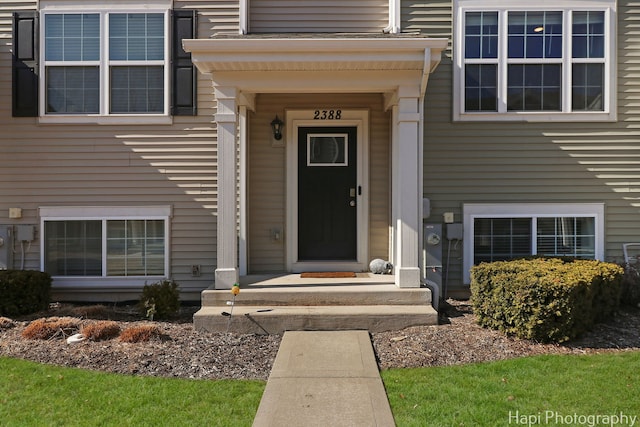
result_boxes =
[470,258,623,343]
[0,270,52,316]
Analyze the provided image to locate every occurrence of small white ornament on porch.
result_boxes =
[369,258,393,274]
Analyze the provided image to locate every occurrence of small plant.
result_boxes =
[22,317,80,340]
[138,280,180,320]
[119,324,160,343]
[81,321,121,341]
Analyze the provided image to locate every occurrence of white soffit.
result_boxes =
[182,37,449,93]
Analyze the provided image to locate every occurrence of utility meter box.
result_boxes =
[0,226,13,270]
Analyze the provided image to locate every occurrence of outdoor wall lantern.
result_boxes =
[270,115,284,141]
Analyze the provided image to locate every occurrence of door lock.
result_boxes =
[349,200,356,207]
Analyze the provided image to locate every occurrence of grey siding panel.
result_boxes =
[248,93,389,273]
[0,2,222,298]
[409,0,640,294]
[249,0,388,33]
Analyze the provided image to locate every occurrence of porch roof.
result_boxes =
[182,35,449,95]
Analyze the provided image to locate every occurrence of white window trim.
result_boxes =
[39,0,172,125]
[453,0,617,122]
[462,202,605,284]
[39,205,172,286]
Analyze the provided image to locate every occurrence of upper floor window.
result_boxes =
[43,10,167,117]
[454,1,616,122]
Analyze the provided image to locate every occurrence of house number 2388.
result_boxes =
[314,110,342,120]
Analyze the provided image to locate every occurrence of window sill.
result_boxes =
[453,111,617,123]
[38,115,174,126]
[50,276,168,289]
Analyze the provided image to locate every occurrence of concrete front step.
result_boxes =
[200,284,432,307]
[193,304,438,334]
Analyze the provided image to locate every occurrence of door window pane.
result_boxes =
[307,134,347,166]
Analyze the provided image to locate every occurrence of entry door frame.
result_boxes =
[285,109,369,273]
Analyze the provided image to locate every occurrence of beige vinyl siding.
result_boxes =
[0,1,224,299]
[176,0,239,35]
[402,0,452,38]
[407,0,640,295]
[249,0,388,33]
[248,93,389,273]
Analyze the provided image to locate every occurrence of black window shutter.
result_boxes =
[12,12,39,117]
[172,10,197,116]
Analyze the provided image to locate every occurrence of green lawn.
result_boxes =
[2,352,639,427]
[382,351,640,427]
[0,357,265,427]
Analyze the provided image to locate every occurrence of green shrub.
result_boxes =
[138,279,180,320]
[620,263,640,307]
[0,270,52,316]
[470,258,623,343]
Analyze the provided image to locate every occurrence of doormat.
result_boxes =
[300,272,357,278]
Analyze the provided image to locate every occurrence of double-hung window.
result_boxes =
[41,1,170,121]
[454,0,616,121]
[462,203,605,283]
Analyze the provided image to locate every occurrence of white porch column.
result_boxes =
[391,85,422,288]
[214,86,239,289]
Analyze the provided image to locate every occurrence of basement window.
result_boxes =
[462,203,604,283]
[40,206,170,278]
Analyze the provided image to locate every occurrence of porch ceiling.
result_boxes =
[182,36,449,94]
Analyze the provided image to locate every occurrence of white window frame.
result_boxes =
[462,203,605,284]
[38,0,172,125]
[39,206,171,288]
[453,0,617,122]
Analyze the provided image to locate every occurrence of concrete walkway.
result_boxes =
[252,330,395,427]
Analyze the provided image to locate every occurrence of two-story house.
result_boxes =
[1,0,630,307]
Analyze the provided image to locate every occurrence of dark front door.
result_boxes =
[298,126,357,260]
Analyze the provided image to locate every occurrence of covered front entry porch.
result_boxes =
[183,36,448,290]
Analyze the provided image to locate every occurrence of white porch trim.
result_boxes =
[183,36,448,289]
